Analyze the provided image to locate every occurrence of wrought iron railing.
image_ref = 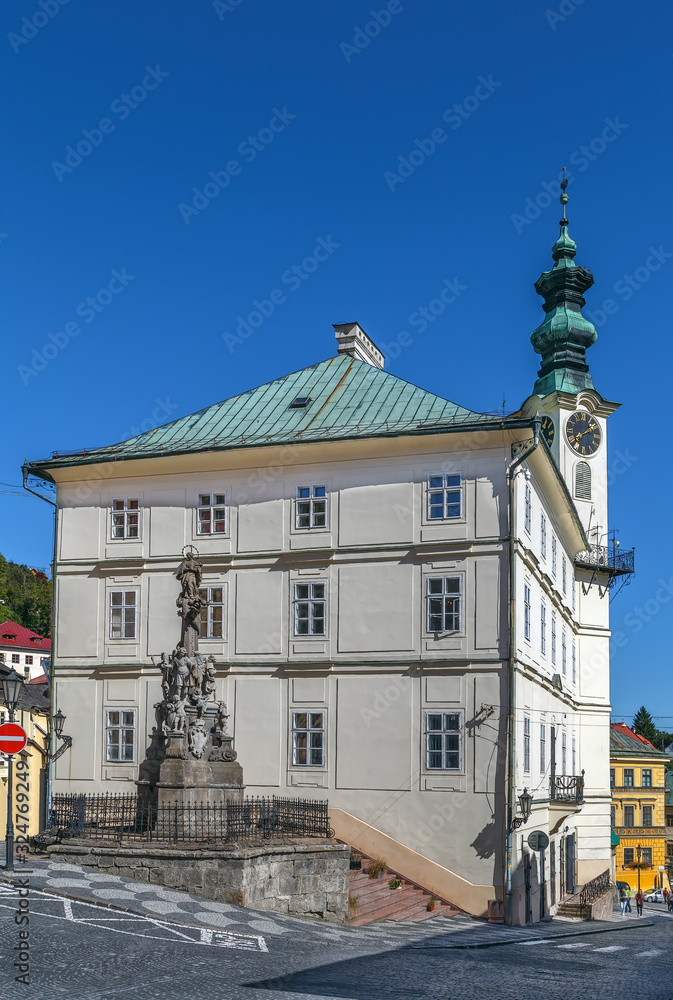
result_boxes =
[574,545,635,576]
[550,772,584,803]
[46,793,332,844]
[579,868,612,916]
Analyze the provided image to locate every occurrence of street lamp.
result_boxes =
[1,668,24,872]
[512,788,533,830]
[52,709,65,738]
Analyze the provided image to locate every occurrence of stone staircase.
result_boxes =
[556,891,584,919]
[348,853,461,926]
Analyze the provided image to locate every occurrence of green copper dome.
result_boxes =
[530,186,598,397]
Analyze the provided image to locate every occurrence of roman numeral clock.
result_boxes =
[565,410,601,456]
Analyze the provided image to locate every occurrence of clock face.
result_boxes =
[565,410,601,456]
[540,416,555,449]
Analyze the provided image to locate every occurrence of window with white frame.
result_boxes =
[425,712,462,770]
[291,711,325,766]
[562,556,567,594]
[551,535,557,577]
[572,735,576,775]
[109,591,137,640]
[551,614,557,665]
[524,584,531,641]
[197,492,227,535]
[293,582,327,636]
[641,846,653,865]
[540,723,546,774]
[540,512,547,561]
[111,498,140,539]
[105,709,136,762]
[572,577,576,612]
[427,473,462,520]
[540,602,547,656]
[572,643,576,683]
[524,483,532,535]
[523,716,531,773]
[561,731,567,773]
[426,577,462,633]
[198,586,225,638]
[561,629,567,675]
[295,485,327,529]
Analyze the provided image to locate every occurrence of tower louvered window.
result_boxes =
[574,461,591,500]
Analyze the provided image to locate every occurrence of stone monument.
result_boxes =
[137,546,243,811]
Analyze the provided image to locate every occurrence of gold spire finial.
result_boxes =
[559,166,569,222]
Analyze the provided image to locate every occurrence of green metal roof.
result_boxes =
[29,355,519,473]
[610,723,670,758]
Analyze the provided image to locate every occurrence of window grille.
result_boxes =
[427,474,462,520]
[425,713,462,770]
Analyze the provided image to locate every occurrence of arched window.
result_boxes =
[574,461,591,500]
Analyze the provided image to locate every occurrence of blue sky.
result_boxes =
[2,0,671,721]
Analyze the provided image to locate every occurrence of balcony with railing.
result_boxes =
[550,771,584,804]
[574,543,635,577]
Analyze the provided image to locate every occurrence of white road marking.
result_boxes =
[556,942,592,949]
[518,939,553,945]
[593,945,627,953]
[635,949,663,957]
[0,894,267,952]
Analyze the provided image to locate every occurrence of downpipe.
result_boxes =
[505,416,540,924]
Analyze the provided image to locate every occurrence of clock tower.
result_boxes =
[522,174,620,545]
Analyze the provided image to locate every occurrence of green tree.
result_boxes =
[632,706,658,745]
[0,553,51,636]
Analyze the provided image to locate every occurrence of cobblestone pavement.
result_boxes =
[1,856,673,999]
[2,855,666,950]
[1,877,672,1000]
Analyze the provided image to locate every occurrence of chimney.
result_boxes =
[333,322,385,369]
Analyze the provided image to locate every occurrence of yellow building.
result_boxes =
[611,722,669,892]
[0,670,50,841]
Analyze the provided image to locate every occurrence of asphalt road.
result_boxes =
[1,883,672,1000]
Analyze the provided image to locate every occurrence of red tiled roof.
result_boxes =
[610,722,658,751]
[28,674,48,685]
[0,620,50,651]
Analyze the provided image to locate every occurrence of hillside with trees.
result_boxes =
[0,553,51,637]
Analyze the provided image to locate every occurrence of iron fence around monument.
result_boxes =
[47,793,333,844]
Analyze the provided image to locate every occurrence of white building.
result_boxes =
[0,620,51,681]
[27,208,630,924]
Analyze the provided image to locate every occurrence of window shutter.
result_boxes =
[574,461,591,500]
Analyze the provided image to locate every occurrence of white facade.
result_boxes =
[32,324,618,923]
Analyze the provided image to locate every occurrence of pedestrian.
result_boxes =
[619,887,627,915]
[668,892,673,913]
[625,886,632,912]
[664,887,669,904]
[635,889,644,917]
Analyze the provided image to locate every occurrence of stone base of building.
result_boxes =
[46,840,349,922]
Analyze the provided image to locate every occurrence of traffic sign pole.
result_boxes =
[0,719,28,873]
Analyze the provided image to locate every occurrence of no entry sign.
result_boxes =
[0,722,27,756]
